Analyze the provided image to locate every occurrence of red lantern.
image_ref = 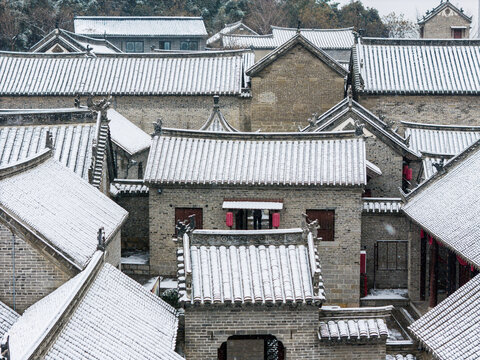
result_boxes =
[360,251,366,274]
[420,229,425,238]
[272,212,280,228]
[403,165,408,175]
[226,212,233,228]
[428,236,433,245]
[406,168,413,181]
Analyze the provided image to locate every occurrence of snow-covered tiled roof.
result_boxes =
[0,51,248,96]
[319,306,391,342]
[409,274,480,360]
[271,27,355,50]
[222,26,354,50]
[404,121,480,156]
[363,198,402,213]
[0,301,18,339]
[178,229,325,305]
[144,129,367,187]
[302,98,419,159]
[199,97,239,132]
[353,38,480,95]
[207,21,258,46]
[107,109,151,155]
[111,180,149,196]
[418,0,472,25]
[403,139,480,267]
[0,151,128,269]
[404,121,480,179]
[386,355,416,360]
[74,16,207,37]
[30,28,121,54]
[7,251,182,360]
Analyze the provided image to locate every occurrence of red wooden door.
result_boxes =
[306,210,335,241]
[174,208,203,234]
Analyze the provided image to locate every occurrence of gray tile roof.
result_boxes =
[144,130,367,187]
[30,28,121,54]
[0,151,128,269]
[363,198,402,213]
[207,21,258,46]
[107,109,151,155]
[409,274,480,360]
[404,121,480,179]
[385,355,416,360]
[0,301,18,339]
[403,139,480,267]
[74,16,207,37]
[0,51,248,96]
[111,180,149,196]
[7,252,182,360]
[0,110,109,188]
[178,229,325,305]
[319,306,391,342]
[302,98,418,159]
[353,38,480,95]
[222,26,354,50]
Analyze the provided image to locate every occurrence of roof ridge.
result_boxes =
[74,16,204,20]
[0,149,52,180]
[359,37,480,46]
[402,121,480,131]
[271,26,354,32]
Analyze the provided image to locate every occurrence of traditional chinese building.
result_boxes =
[418,0,472,39]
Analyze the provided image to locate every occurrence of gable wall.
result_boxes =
[150,186,362,307]
[249,44,345,132]
[0,224,71,314]
[422,8,470,38]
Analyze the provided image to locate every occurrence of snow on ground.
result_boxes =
[361,288,408,300]
[142,277,159,291]
[121,252,149,265]
[160,278,178,289]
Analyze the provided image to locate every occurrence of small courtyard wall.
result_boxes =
[0,95,248,132]
[150,185,363,306]
[358,95,480,133]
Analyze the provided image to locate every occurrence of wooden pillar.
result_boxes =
[420,235,427,300]
[447,251,456,295]
[429,240,438,308]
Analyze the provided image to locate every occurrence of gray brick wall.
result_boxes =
[0,224,71,313]
[359,95,480,132]
[249,44,346,132]
[150,186,363,306]
[115,195,149,251]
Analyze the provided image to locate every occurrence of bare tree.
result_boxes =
[383,12,419,39]
[0,0,25,50]
[244,0,289,34]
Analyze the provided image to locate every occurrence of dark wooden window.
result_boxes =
[174,208,203,234]
[159,41,171,50]
[306,210,334,242]
[126,41,144,53]
[453,29,463,39]
[180,41,198,50]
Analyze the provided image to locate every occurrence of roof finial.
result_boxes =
[213,95,220,109]
[347,85,353,108]
[302,213,319,239]
[153,117,163,135]
[97,227,105,251]
[45,130,54,149]
[405,134,411,147]
[354,120,365,136]
[297,20,301,34]
[433,158,446,174]
[74,93,80,108]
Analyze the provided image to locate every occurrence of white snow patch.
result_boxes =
[121,252,149,265]
[362,288,408,300]
[160,278,178,289]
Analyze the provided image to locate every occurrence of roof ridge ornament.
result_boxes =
[97,227,106,251]
[153,117,163,136]
[45,130,54,150]
[433,158,446,174]
[354,120,365,136]
[347,85,353,108]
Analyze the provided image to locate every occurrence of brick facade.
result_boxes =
[113,146,149,180]
[358,95,480,132]
[0,225,71,313]
[184,306,387,360]
[361,213,410,290]
[0,95,248,132]
[149,186,363,306]
[248,44,346,132]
